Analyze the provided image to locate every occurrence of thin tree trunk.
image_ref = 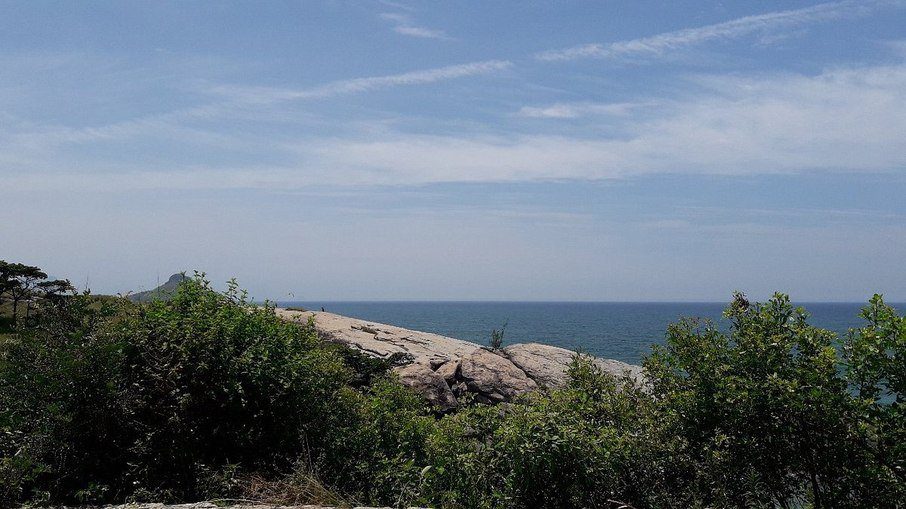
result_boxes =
[809,447,823,509]
[810,470,822,509]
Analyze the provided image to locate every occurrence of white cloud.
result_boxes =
[0,58,513,153]
[393,25,447,39]
[209,59,512,103]
[517,102,651,119]
[290,64,906,185]
[7,63,906,192]
[536,0,903,61]
[379,11,448,39]
[377,1,414,12]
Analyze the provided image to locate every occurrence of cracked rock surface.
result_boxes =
[275,309,478,367]
[275,308,643,409]
[503,342,644,389]
[458,348,538,403]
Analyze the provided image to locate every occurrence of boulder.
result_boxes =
[434,359,460,384]
[395,362,458,411]
[502,342,576,388]
[503,343,644,388]
[593,357,645,383]
[458,348,538,403]
[274,309,479,366]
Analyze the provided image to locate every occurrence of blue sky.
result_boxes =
[2,0,905,301]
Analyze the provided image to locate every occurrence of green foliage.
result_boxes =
[415,359,650,509]
[2,279,904,509]
[644,292,904,508]
[0,275,364,504]
[0,314,13,334]
[843,295,906,503]
[416,294,905,508]
[0,261,74,333]
[316,378,435,506]
[0,290,125,505]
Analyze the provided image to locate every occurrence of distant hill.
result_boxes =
[129,273,187,302]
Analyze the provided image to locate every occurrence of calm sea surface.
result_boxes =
[277,301,902,365]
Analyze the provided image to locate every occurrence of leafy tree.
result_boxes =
[0,261,19,308]
[0,261,48,324]
[36,279,75,301]
[644,292,904,508]
[843,295,905,498]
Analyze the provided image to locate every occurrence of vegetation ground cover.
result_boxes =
[0,263,903,508]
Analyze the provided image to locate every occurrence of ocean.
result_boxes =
[277,301,901,365]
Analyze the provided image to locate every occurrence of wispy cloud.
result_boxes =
[377,0,413,12]
[394,25,447,39]
[287,63,906,185]
[0,58,513,151]
[536,0,903,61]
[517,102,652,119]
[7,63,906,192]
[210,59,511,103]
[379,11,448,39]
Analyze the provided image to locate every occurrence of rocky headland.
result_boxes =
[274,308,643,410]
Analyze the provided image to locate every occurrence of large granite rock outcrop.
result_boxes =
[275,309,478,367]
[502,342,643,388]
[458,348,538,403]
[396,362,458,412]
[275,308,643,409]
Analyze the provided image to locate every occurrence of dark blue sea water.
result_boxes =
[277,301,902,365]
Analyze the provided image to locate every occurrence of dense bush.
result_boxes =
[419,361,651,508]
[1,277,903,508]
[643,293,904,508]
[0,276,381,504]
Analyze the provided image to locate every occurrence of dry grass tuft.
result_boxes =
[232,469,352,508]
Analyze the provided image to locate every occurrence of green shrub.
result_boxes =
[0,315,13,334]
[418,359,648,509]
[842,295,905,505]
[0,292,128,505]
[644,293,904,508]
[488,321,507,350]
[0,276,364,504]
[416,294,903,508]
[307,376,434,506]
[2,281,903,509]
